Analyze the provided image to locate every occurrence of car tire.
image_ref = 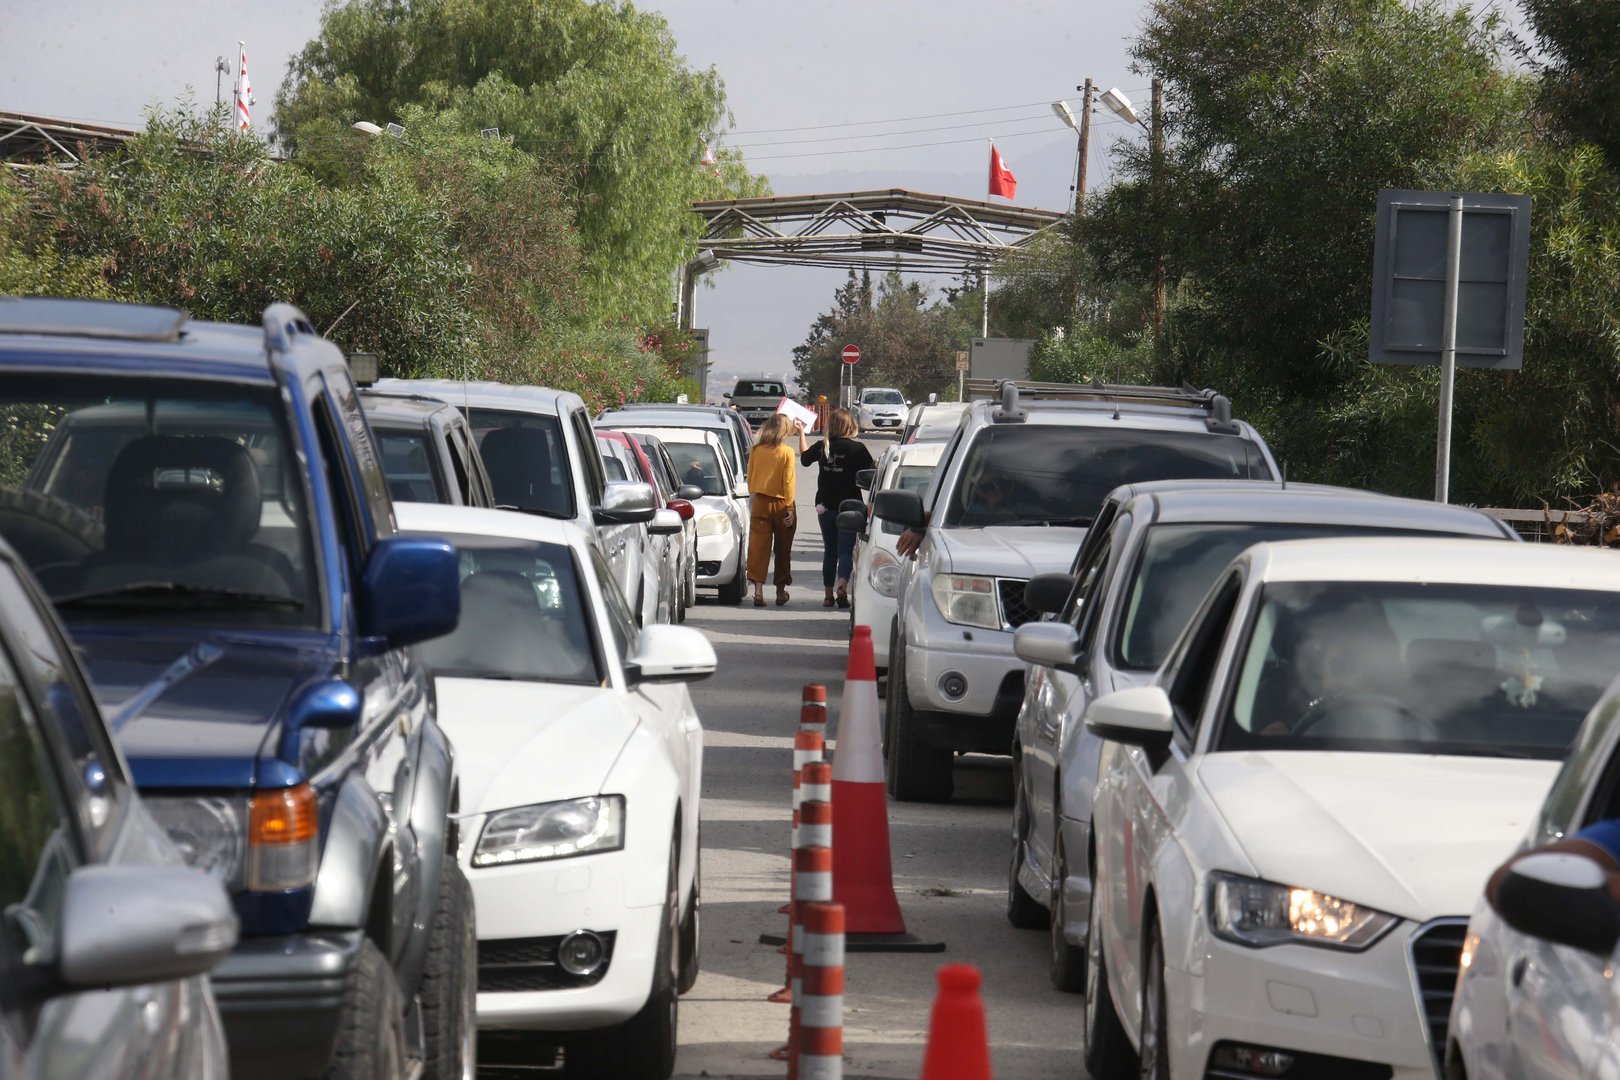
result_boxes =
[418,864,476,1080]
[325,937,408,1080]
[717,561,746,605]
[1140,921,1170,1080]
[1049,833,1085,992]
[884,645,954,803]
[1082,882,1138,1079]
[1006,755,1047,929]
[567,835,680,1080]
[678,826,701,995]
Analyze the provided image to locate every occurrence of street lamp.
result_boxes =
[351,120,382,136]
[1100,87,1142,127]
[1050,100,1078,131]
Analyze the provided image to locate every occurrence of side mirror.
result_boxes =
[360,536,460,649]
[731,480,749,499]
[676,484,705,502]
[1014,622,1084,672]
[1085,686,1174,750]
[722,392,732,399]
[836,510,868,534]
[1491,852,1620,954]
[649,508,684,536]
[874,488,925,529]
[596,481,657,525]
[58,865,237,990]
[625,625,718,685]
[667,498,695,521]
[1024,573,1077,616]
[855,469,877,492]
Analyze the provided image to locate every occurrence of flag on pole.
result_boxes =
[988,142,1017,200]
[235,45,255,132]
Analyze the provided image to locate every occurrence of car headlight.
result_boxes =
[145,795,247,889]
[697,512,732,537]
[870,548,902,598]
[930,573,1001,630]
[1210,872,1397,949]
[473,795,626,867]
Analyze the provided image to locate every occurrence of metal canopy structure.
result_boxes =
[0,112,140,169]
[690,188,1064,275]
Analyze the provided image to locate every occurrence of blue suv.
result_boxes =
[0,297,474,1080]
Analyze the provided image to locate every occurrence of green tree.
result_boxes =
[277,0,768,325]
[792,271,967,404]
[1519,0,1620,172]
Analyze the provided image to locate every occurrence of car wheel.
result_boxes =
[717,560,746,605]
[324,937,408,1080]
[1082,880,1138,1079]
[418,863,477,1080]
[1049,833,1085,992]
[1140,921,1170,1080]
[678,825,701,994]
[884,645,954,803]
[566,834,680,1080]
[1006,755,1047,929]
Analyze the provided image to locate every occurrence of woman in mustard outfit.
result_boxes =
[746,413,808,606]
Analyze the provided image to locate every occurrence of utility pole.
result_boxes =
[214,56,229,128]
[1075,79,1094,216]
[1150,77,1166,340]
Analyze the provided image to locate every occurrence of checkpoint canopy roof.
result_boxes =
[689,188,1065,275]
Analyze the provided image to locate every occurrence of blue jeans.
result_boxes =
[818,507,857,588]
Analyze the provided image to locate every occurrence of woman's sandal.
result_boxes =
[822,592,836,608]
[753,595,767,608]
[835,587,850,609]
[776,589,790,606]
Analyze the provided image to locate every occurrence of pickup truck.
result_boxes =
[721,376,786,427]
[0,297,476,1080]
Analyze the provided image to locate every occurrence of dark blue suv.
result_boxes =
[0,298,475,1080]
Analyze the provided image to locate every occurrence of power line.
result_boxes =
[723,88,1157,137]
[726,112,1053,148]
[741,124,1069,162]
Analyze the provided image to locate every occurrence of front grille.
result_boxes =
[1408,919,1468,1067]
[997,578,1035,629]
[477,932,616,993]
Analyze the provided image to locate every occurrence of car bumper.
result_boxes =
[466,850,664,1031]
[906,628,1024,718]
[208,930,363,1080]
[1166,922,1442,1079]
[695,534,739,585]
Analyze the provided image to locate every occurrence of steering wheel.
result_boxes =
[1291,693,1435,739]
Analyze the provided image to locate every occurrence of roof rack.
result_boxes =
[0,297,189,343]
[966,378,1241,433]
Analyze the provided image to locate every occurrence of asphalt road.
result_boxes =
[675,446,1085,1079]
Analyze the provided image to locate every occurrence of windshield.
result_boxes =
[735,381,784,397]
[1219,581,1620,760]
[864,390,905,405]
[944,425,1269,528]
[469,409,573,518]
[1118,523,1439,671]
[663,441,726,497]
[375,429,445,504]
[413,536,601,685]
[0,377,319,628]
[881,464,938,535]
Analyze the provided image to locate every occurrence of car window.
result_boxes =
[375,429,445,504]
[943,426,1270,528]
[589,546,638,660]
[863,390,905,405]
[735,381,785,397]
[662,441,727,497]
[413,536,601,685]
[469,409,573,519]
[569,409,606,507]
[1076,512,1132,651]
[1221,580,1620,760]
[1168,572,1244,739]
[327,370,395,537]
[602,455,627,481]
[0,375,322,630]
[880,465,938,535]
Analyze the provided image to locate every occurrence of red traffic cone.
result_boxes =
[919,964,991,1080]
[831,625,906,935]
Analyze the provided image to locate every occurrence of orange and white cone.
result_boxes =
[831,625,906,935]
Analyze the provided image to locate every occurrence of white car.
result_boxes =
[855,387,909,433]
[846,440,945,676]
[1082,537,1620,1080]
[395,502,714,1080]
[610,425,749,605]
[597,431,687,624]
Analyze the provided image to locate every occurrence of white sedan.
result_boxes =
[1082,537,1620,1080]
[396,503,715,1080]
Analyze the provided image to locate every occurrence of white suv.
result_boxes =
[873,381,1277,801]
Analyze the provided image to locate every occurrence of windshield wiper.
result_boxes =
[55,582,302,610]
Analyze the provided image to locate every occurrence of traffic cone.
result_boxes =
[918,964,991,1080]
[830,625,907,935]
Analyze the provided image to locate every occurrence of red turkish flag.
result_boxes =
[988,143,1017,199]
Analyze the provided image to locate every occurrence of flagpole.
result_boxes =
[234,41,244,134]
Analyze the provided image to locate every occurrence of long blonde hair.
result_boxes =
[754,413,793,448]
[825,409,857,440]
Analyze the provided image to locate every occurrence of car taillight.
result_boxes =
[247,784,320,890]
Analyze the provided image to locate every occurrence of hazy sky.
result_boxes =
[3,0,1154,380]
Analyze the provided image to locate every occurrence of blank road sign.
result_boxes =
[1369,190,1531,369]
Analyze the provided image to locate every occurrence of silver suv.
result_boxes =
[873,381,1278,801]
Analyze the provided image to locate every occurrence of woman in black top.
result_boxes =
[801,408,875,607]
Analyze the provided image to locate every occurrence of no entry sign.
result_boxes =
[841,345,861,365]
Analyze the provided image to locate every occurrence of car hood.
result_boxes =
[73,631,331,789]
[935,525,1089,579]
[434,678,638,816]
[1196,751,1560,921]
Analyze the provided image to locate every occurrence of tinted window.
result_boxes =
[470,409,573,518]
[863,390,905,405]
[880,464,938,535]
[735,381,785,397]
[662,441,726,497]
[943,426,1269,528]
[413,537,600,685]
[376,430,445,504]
[1222,581,1620,760]
[602,456,627,481]
[1,376,320,629]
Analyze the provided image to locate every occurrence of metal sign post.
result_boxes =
[1435,196,1463,503]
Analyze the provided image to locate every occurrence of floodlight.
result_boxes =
[1050,100,1078,131]
[385,122,406,139]
[1100,87,1140,126]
